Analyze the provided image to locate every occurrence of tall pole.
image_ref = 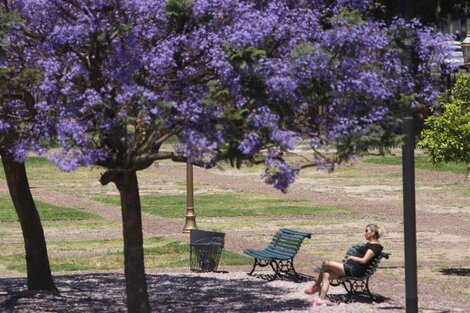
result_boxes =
[399,0,418,312]
[182,162,197,233]
[402,116,418,313]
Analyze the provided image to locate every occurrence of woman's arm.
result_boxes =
[346,249,376,265]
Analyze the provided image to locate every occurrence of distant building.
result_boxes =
[442,4,470,41]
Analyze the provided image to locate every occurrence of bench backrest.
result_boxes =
[266,228,312,257]
[344,244,390,278]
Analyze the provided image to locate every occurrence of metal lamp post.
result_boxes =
[461,32,470,72]
[461,32,470,181]
[182,162,198,233]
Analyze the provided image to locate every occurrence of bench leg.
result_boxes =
[247,258,271,276]
[342,280,354,296]
[270,260,280,279]
[247,259,258,276]
[275,258,302,280]
[363,279,373,299]
[289,259,302,279]
[342,278,373,301]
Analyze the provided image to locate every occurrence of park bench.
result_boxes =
[314,244,391,299]
[243,228,312,279]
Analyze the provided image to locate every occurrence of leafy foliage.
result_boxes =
[419,75,470,165]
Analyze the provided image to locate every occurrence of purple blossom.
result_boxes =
[269,129,300,150]
[238,132,262,155]
[48,148,109,172]
[249,106,279,128]
[264,151,300,191]
[2,0,454,194]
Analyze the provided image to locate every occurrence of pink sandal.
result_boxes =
[312,299,326,306]
[304,284,321,294]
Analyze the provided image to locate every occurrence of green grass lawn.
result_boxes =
[0,236,251,273]
[94,193,353,218]
[0,194,99,222]
[364,155,468,176]
[2,154,467,275]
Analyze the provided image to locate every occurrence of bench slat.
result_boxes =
[268,241,301,252]
[244,248,292,260]
[279,228,312,238]
[265,246,296,257]
[271,236,305,247]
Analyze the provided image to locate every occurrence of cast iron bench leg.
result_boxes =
[248,258,258,276]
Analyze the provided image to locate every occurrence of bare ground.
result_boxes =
[0,157,469,312]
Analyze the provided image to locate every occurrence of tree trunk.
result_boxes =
[113,170,151,313]
[0,151,56,290]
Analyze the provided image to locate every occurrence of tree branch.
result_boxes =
[20,25,44,41]
[99,169,123,186]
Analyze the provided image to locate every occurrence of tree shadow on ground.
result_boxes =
[327,293,388,304]
[0,273,311,312]
[439,268,470,277]
[327,293,402,311]
[249,272,312,283]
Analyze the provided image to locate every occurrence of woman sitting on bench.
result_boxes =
[305,223,385,306]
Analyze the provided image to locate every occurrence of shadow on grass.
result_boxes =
[439,268,470,277]
[0,273,311,312]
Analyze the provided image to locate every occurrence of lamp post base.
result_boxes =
[182,207,197,233]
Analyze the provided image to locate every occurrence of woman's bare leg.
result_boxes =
[319,272,330,300]
[316,260,346,286]
[307,260,347,298]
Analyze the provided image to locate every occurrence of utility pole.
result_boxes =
[400,1,418,312]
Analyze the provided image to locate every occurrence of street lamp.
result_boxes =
[182,162,198,233]
[461,32,470,181]
[462,32,470,72]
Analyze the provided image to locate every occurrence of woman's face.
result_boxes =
[365,227,375,241]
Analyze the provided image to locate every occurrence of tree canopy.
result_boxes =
[3,0,451,190]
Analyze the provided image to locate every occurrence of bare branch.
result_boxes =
[20,25,44,41]
[300,162,320,170]
[154,127,182,147]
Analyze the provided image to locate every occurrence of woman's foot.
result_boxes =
[312,299,326,306]
[304,284,321,294]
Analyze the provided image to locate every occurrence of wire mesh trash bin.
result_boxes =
[190,229,225,272]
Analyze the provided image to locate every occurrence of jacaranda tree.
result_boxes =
[0,3,56,290]
[7,0,450,311]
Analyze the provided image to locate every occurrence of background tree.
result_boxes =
[419,74,470,180]
[0,3,56,291]
[372,0,469,27]
[10,0,450,311]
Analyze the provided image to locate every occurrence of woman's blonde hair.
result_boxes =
[367,224,385,239]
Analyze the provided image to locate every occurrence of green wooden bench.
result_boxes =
[314,244,390,299]
[244,228,312,279]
